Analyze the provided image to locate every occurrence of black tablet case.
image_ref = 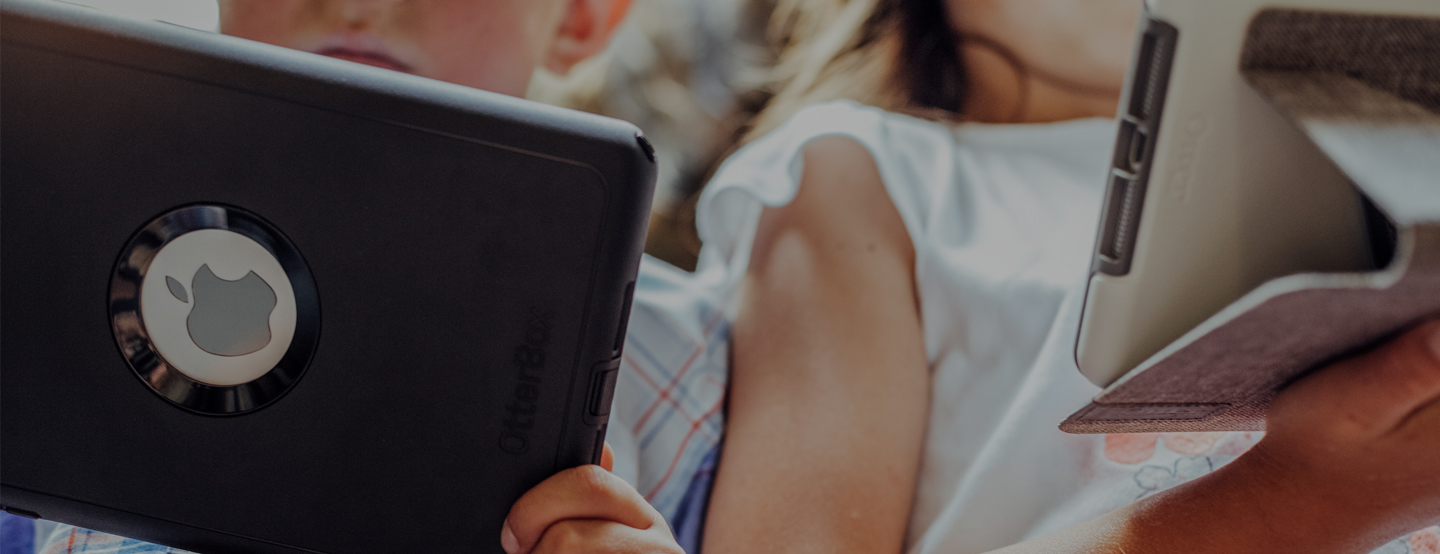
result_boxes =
[0,1,656,551]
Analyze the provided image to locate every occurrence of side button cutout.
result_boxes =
[589,367,619,417]
[612,281,636,357]
[592,424,609,464]
[1093,15,1177,277]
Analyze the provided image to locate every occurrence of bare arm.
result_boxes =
[991,319,1440,554]
[699,136,1440,554]
[702,136,931,554]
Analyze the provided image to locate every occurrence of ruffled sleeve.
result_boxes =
[692,100,958,306]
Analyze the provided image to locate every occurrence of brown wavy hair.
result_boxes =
[745,0,969,140]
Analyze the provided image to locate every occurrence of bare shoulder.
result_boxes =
[752,134,914,270]
[712,134,929,554]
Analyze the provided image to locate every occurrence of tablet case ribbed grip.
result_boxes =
[1093,18,1177,277]
[1064,9,1440,434]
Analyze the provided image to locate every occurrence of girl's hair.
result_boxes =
[745,0,968,140]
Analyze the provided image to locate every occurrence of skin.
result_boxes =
[505,444,683,554]
[219,0,630,97]
[703,134,931,554]
[510,0,1440,553]
[990,321,1440,554]
[955,0,1140,123]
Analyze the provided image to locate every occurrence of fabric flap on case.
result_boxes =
[1063,226,1439,433]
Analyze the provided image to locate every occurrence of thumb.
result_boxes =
[502,465,660,554]
[1274,319,1440,437]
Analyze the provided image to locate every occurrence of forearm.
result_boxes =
[988,451,1396,554]
[997,321,1440,554]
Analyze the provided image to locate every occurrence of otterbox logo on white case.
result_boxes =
[1165,114,1209,205]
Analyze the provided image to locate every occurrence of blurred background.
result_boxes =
[59,0,783,271]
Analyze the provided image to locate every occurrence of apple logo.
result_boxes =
[113,206,317,414]
[165,264,278,357]
[136,227,299,387]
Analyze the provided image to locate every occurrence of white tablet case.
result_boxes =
[1063,6,1440,434]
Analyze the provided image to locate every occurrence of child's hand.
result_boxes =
[501,444,684,554]
[1241,319,1440,547]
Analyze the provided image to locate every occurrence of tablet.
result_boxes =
[1074,0,1440,388]
[0,1,655,552]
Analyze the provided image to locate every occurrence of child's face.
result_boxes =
[947,0,1141,97]
[219,0,596,97]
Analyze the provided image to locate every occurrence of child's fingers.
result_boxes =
[530,518,683,554]
[503,465,662,554]
[601,442,615,472]
[1275,319,1440,438]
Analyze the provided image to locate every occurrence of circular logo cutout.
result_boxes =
[110,205,319,415]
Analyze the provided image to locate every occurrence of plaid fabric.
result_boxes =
[28,525,193,554]
[610,257,729,552]
[19,256,730,554]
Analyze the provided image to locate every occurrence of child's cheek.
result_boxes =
[422,32,541,96]
[417,7,552,96]
[219,1,314,48]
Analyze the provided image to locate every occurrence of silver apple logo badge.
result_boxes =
[112,206,318,415]
[165,264,278,357]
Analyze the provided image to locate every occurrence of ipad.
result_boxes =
[1075,0,1440,388]
[0,1,655,552]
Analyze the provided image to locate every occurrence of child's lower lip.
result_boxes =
[315,49,412,73]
